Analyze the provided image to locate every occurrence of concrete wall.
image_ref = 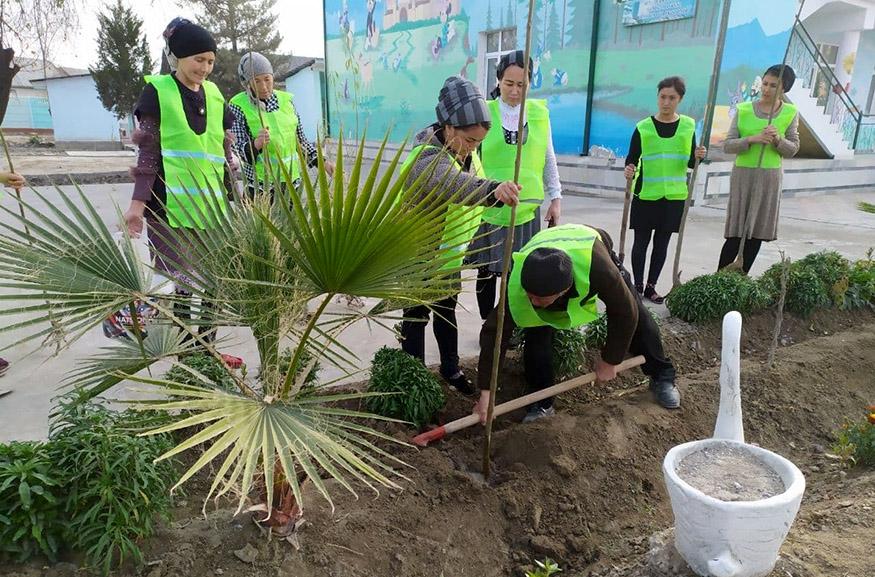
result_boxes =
[43,76,120,143]
[284,68,324,142]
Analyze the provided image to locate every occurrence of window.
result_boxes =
[482,28,517,97]
[812,43,839,107]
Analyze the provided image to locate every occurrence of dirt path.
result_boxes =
[4,313,873,577]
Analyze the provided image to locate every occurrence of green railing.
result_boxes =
[787,18,874,153]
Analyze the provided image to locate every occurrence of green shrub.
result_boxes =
[844,253,875,310]
[0,442,66,563]
[365,347,445,428]
[50,402,178,574]
[582,313,608,351]
[760,262,831,317]
[164,353,237,392]
[832,407,875,467]
[549,328,587,380]
[667,271,770,323]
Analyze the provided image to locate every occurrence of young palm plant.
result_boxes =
[0,132,487,534]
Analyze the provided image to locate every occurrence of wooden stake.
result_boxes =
[482,0,537,480]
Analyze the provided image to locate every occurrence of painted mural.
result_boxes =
[323,0,807,156]
[709,0,798,145]
[325,0,597,154]
[587,0,722,156]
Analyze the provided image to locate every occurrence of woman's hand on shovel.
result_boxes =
[473,390,491,424]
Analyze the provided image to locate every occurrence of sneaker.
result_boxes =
[650,376,680,409]
[644,284,665,305]
[446,372,477,397]
[221,354,244,369]
[522,405,556,423]
[0,357,8,377]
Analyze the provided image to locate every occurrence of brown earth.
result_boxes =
[4,310,874,577]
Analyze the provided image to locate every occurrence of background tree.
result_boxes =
[179,0,282,97]
[90,0,154,121]
[486,0,494,30]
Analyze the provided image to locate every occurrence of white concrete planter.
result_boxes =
[662,312,806,577]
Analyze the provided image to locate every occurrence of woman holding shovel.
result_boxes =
[229,51,334,197]
[122,18,242,366]
[469,50,562,320]
[623,76,706,304]
[718,65,799,274]
[399,76,520,397]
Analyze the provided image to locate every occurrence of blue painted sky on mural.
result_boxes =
[727,0,799,35]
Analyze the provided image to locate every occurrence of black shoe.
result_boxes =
[0,357,8,377]
[522,405,556,423]
[447,372,477,397]
[649,375,680,409]
[644,284,665,305]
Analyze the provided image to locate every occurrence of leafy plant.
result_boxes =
[50,402,178,574]
[365,346,445,428]
[164,353,238,393]
[276,345,321,390]
[760,262,831,317]
[549,328,587,379]
[667,271,769,323]
[832,406,875,468]
[583,312,608,351]
[844,251,875,310]
[858,201,875,214]
[0,131,481,527]
[526,558,562,577]
[0,442,65,563]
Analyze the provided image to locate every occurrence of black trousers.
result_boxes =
[476,267,499,320]
[400,295,461,379]
[718,237,763,274]
[631,229,673,288]
[478,231,675,410]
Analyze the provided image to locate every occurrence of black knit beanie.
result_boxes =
[520,248,573,297]
[167,20,217,59]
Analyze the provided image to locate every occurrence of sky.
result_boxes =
[726,0,800,36]
[14,0,326,70]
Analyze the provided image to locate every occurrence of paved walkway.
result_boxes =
[1,184,873,441]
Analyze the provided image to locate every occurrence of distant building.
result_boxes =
[2,58,86,134]
[276,55,327,142]
[34,73,125,149]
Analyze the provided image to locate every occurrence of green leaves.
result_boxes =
[667,271,770,323]
[365,346,446,428]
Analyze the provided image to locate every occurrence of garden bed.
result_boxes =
[3,309,874,577]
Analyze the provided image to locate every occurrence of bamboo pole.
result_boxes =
[672,0,734,288]
[482,0,537,480]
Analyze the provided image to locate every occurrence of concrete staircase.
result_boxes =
[786,84,854,159]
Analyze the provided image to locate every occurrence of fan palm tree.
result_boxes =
[0,133,488,531]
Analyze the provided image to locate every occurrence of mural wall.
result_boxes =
[587,0,722,156]
[709,0,798,145]
[324,1,805,156]
[324,0,597,155]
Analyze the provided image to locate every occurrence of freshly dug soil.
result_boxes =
[3,309,874,577]
[675,443,786,501]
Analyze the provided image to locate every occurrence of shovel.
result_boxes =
[413,355,645,447]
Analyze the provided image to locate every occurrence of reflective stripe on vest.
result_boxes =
[735,101,798,169]
[635,115,695,201]
[145,74,227,229]
[480,99,549,227]
[398,144,485,271]
[508,224,600,329]
[229,90,300,184]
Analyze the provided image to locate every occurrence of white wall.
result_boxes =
[44,76,120,142]
[284,68,324,142]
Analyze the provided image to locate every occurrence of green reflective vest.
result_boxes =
[480,99,549,227]
[229,90,300,185]
[398,144,485,271]
[735,101,798,169]
[635,115,695,201]
[145,74,227,229]
[508,224,600,329]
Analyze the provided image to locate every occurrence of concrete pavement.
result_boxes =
[1,184,874,441]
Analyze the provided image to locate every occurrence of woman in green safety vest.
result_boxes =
[719,65,799,274]
[474,224,680,424]
[229,51,335,197]
[123,18,242,367]
[400,76,520,397]
[623,76,707,304]
[469,50,563,320]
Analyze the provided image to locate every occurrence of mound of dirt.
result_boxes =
[4,311,873,577]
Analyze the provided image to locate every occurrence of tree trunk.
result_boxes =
[0,47,20,126]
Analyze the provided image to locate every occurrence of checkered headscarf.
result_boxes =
[435,76,490,127]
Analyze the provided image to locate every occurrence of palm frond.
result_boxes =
[131,380,409,516]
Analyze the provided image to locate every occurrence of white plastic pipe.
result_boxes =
[713,311,743,443]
